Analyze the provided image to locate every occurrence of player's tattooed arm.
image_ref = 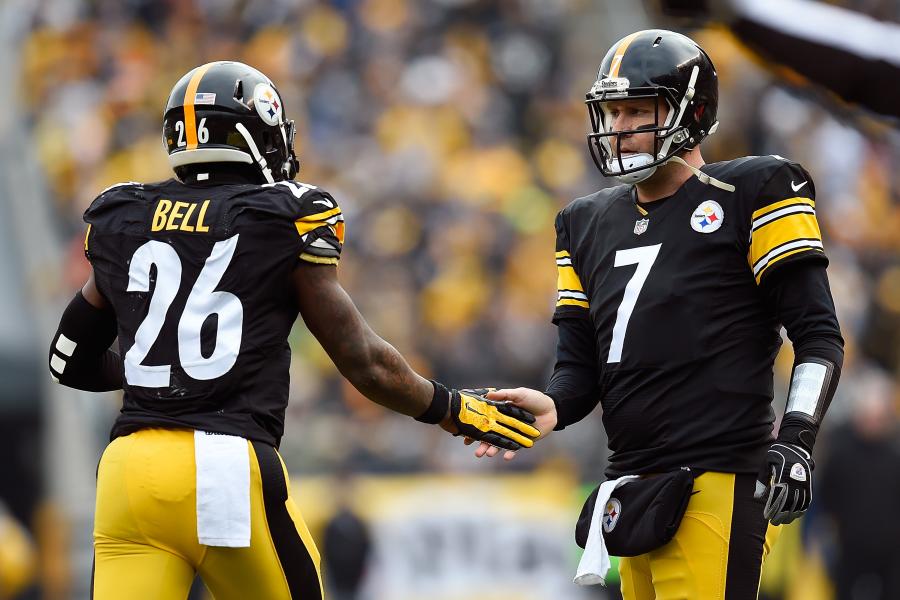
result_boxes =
[292,262,435,418]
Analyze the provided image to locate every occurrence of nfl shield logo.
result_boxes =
[634,218,649,235]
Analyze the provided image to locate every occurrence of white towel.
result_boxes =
[574,475,641,586]
[194,430,251,547]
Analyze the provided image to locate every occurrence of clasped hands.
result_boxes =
[443,387,558,460]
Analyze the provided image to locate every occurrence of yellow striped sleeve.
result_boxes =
[295,206,344,238]
[299,253,339,265]
[751,197,815,221]
[748,196,824,284]
[84,224,92,253]
[556,250,589,309]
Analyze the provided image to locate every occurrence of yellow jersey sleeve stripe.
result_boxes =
[752,240,824,280]
[183,63,214,150]
[557,265,585,293]
[557,298,590,309]
[751,204,816,233]
[751,197,814,221]
[299,253,339,265]
[749,212,822,268]
[295,208,344,238]
[297,206,342,223]
[555,250,571,259]
[295,220,341,237]
[84,224,92,252]
[754,247,824,284]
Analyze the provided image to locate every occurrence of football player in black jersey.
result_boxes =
[470,30,844,599]
[47,61,539,600]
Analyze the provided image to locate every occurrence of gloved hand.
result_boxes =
[754,441,814,525]
[449,388,540,451]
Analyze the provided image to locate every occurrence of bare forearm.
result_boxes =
[294,263,434,417]
[339,333,434,417]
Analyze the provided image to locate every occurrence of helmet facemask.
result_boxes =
[280,119,299,180]
[586,65,702,184]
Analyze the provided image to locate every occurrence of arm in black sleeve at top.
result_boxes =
[654,0,900,118]
[49,289,123,392]
[763,261,844,449]
[545,316,602,431]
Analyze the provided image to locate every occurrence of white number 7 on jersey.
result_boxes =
[607,244,661,363]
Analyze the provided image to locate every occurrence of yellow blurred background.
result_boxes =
[1,0,899,598]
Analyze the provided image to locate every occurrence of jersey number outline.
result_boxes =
[607,243,661,363]
[124,235,244,387]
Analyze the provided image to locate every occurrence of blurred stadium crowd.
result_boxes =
[3,0,900,598]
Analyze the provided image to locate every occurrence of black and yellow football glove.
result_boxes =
[451,388,540,451]
[416,382,540,451]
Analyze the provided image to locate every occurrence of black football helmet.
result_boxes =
[163,61,299,183]
[586,29,719,183]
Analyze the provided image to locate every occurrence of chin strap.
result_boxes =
[665,155,736,192]
[656,66,699,161]
[235,122,275,184]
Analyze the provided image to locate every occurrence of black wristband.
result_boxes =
[415,380,451,424]
[777,416,818,454]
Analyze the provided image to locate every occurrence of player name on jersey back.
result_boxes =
[151,199,212,233]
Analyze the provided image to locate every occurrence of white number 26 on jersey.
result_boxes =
[607,244,661,363]
[124,235,243,387]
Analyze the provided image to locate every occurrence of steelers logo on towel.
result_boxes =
[253,83,283,126]
[691,200,724,233]
[602,498,622,533]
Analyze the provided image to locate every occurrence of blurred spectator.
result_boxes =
[0,501,37,600]
[819,367,900,600]
[321,472,371,600]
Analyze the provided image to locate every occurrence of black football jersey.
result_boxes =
[84,178,345,447]
[553,155,827,476]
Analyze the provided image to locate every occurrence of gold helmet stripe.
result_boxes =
[609,31,642,78]
[183,63,215,150]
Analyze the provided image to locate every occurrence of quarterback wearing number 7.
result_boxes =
[473,30,843,599]
[47,61,539,599]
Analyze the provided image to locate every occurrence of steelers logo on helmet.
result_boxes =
[253,83,283,126]
[690,200,724,233]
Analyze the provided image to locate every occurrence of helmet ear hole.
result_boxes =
[694,103,706,123]
[262,130,274,151]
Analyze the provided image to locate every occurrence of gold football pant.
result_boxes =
[619,472,780,600]
[92,429,323,599]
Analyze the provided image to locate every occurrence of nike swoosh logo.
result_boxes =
[690,490,701,496]
[790,180,807,192]
[313,199,334,207]
[465,402,486,418]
